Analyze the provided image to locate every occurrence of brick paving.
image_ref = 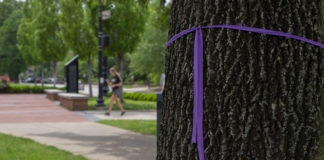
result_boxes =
[0,94,88,123]
[0,94,156,160]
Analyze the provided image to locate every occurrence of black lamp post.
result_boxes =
[102,56,109,96]
[96,1,110,107]
[96,4,105,107]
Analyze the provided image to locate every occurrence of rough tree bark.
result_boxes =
[158,1,323,160]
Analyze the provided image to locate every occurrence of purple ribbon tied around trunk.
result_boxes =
[166,25,324,160]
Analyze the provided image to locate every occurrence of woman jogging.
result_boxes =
[105,68,126,116]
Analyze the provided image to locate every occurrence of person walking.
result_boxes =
[105,68,126,116]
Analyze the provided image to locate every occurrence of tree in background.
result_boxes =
[17,0,67,87]
[0,0,25,81]
[32,0,67,87]
[0,9,26,81]
[58,0,98,97]
[0,0,20,26]
[103,0,147,76]
[158,0,322,159]
[17,0,43,82]
[130,0,170,84]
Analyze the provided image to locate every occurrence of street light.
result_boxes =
[96,1,110,107]
[102,56,109,96]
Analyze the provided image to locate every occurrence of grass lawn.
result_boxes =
[88,97,156,110]
[97,120,157,135]
[123,85,132,88]
[0,133,88,160]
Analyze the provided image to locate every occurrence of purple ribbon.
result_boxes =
[166,25,324,160]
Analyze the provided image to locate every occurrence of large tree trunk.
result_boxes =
[157,1,323,160]
[88,52,93,97]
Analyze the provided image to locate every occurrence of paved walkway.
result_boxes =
[0,94,156,160]
[79,110,156,121]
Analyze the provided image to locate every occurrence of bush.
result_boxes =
[123,92,156,102]
[0,84,64,93]
[106,92,156,102]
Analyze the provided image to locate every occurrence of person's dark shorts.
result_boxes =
[112,87,122,96]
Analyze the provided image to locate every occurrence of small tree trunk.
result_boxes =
[117,52,124,76]
[41,64,44,87]
[116,52,125,102]
[87,52,93,97]
[53,61,58,87]
[33,66,38,86]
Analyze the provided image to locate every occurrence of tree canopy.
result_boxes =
[129,0,170,82]
[103,0,148,75]
[17,0,66,64]
[58,0,97,60]
[4,0,167,84]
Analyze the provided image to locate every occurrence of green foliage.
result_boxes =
[58,0,100,96]
[89,91,157,103]
[129,22,167,78]
[151,0,171,32]
[0,132,88,160]
[17,0,42,66]
[104,0,147,56]
[17,0,67,66]
[35,0,66,62]
[97,120,157,135]
[99,92,157,102]
[0,0,22,26]
[123,92,157,102]
[129,0,170,82]
[0,0,26,80]
[58,0,97,60]
[0,83,64,93]
[101,0,148,76]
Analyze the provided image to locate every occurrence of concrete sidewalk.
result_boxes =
[0,122,156,160]
[78,110,157,121]
[0,94,156,160]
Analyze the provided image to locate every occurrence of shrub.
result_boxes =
[0,84,65,93]
[123,92,156,102]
